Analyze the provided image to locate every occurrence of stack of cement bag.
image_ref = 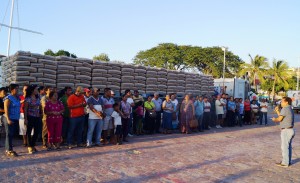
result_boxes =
[176,72,186,96]
[56,56,75,90]
[91,60,108,89]
[157,68,168,95]
[145,67,158,94]
[133,65,146,94]
[166,70,178,95]
[120,63,134,93]
[75,58,92,88]
[200,74,215,96]
[106,62,121,92]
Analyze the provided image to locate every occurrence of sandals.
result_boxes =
[6,151,18,157]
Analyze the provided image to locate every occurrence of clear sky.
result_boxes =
[1,0,300,67]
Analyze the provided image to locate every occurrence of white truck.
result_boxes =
[287,90,300,112]
[214,78,249,99]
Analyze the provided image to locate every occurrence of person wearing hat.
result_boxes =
[67,86,87,149]
[152,92,162,133]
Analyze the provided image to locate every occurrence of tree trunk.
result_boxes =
[253,73,256,91]
[272,78,276,101]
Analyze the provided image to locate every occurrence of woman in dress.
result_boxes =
[44,91,64,150]
[180,94,195,134]
[162,94,174,134]
[24,85,42,154]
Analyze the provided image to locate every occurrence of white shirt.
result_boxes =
[88,97,103,119]
[215,100,224,115]
[127,97,134,113]
[251,104,259,113]
[204,102,211,112]
[171,99,178,111]
[260,102,268,113]
[111,111,122,125]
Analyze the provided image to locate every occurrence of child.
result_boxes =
[135,101,144,135]
[111,103,123,145]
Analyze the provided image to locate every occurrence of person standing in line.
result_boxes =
[180,94,195,134]
[86,88,104,148]
[152,92,163,133]
[215,95,224,129]
[101,88,115,145]
[132,90,144,133]
[125,89,135,136]
[83,88,92,144]
[0,87,7,148]
[210,95,217,128]
[134,101,144,135]
[24,85,42,154]
[194,95,204,131]
[111,103,123,145]
[227,97,236,127]
[260,98,268,125]
[170,93,179,130]
[67,86,87,149]
[203,97,211,130]
[162,94,174,134]
[238,98,244,127]
[59,86,72,145]
[38,86,46,98]
[144,96,156,134]
[41,86,53,148]
[120,94,131,142]
[19,85,29,147]
[221,94,227,127]
[44,91,64,150]
[272,97,295,167]
[244,98,251,125]
[251,100,259,124]
[3,84,20,157]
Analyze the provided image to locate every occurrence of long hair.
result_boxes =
[25,85,38,99]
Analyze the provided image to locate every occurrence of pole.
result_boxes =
[7,0,15,57]
[222,48,226,93]
[297,67,299,91]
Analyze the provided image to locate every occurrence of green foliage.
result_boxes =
[133,43,244,78]
[44,49,77,58]
[93,53,110,62]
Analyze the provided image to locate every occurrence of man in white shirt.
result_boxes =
[260,98,268,125]
[203,97,211,130]
[125,89,135,136]
[215,95,224,129]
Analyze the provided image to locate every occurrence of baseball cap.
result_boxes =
[84,88,90,93]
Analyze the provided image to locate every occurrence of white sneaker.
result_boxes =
[208,126,211,129]
[218,125,222,129]
[128,133,133,137]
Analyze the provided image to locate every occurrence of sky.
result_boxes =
[0,0,300,67]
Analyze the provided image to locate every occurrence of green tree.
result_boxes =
[44,49,77,58]
[239,54,269,91]
[44,49,56,56]
[268,59,291,99]
[93,53,110,62]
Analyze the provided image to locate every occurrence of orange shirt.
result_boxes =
[67,94,86,118]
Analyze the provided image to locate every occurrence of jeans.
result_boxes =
[203,112,210,129]
[195,114,203,131]
[27,116,41,148]
[82,114,89,143]
[62,117,70,142]
[122,117,129,139]
[67,116,85,145]
[87,119,103,146]
[3,117,18,151]
[281,129,295,165]
[154,111,162,132]
[260,112,268,125]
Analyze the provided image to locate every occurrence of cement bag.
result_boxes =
[11,81,30,85]
[38,68,56,75]
[92,73,104,77]
[134,76,146,81]
[75,83,90,88]
[92,77,107,81]
[108,70,121,75]
[38,59,57,66]
[30,82,43,86]
[13,56,37,63]
[135,83,145,88]
[11,71,30,76]
[79,72,92,77]
[57,74,75,79]
[44,64,57,70]
[31,53,44,59]
[82,62,93,68]
[12,61,31,66]
[121,76,134,80]
[44,73,56,80]
[121,83,134,88]
[70,71,80,75]
[11,76,36,82]
[58,61,72,65]
[58,65,74,71]
[37,78,56,84]
[56,56,75,62]
[92,85,106,89]
[31,63,44,68]
[76,67,92,73]
[76,75,91,80]
[14,51,31,56]
[72,62,83,67]
[135,69,146,74]
[121,68,134,73]
[44,83,56,88]
[43,55,55,61]
[30,73,44,78]
[12,66,37,72]
[57,70,70,74]
[57,83,74,88]
[76,58,93,64]
[93,69,107,74]
[108,78,121,83]
[57,79,70,83]
[92,81,107,85]
[157,78,167,82]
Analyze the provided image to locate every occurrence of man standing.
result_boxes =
[67,86,87,149]
[221,94,227,126]
[152,92,162,133]
[83,88,92,144]
[203,97,211,130]
[215,95,224,129]
[194,95,204,132]
[41,86,53,148]
[125,89,135,135]
[132,90,144,134]
[260,98,268,125]
[101,88,115,144]
[272,97,295,167]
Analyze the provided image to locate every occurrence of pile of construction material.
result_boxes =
[1,51,214,96]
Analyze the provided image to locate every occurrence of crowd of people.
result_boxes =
[0,84,270,157]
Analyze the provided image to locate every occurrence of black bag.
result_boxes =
[149,111,157,118]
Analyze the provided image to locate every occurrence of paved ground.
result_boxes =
[0,113,299,183]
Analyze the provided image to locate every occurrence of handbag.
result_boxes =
[189,118,198,129]
[149,111,157,118]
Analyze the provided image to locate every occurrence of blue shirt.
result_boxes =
[194,100,204,116]
[5,95,21,120]
[228,101,236,111]
[152,98,162,112]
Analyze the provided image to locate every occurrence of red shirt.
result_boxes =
[67,94,86,118]
[19,95,25,113]
[244,101,251,111]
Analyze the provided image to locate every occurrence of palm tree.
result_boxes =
[268,59,291,100]
[239,54,269,91]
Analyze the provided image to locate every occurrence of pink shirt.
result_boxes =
[45,101,64,120]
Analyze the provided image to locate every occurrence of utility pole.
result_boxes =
[7,0,15,57]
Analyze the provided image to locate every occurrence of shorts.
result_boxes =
[103,116,114,130]
[217,114,223,120]
[222,113,226,119]
[114,125,122,135]
[19,113,34,135]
